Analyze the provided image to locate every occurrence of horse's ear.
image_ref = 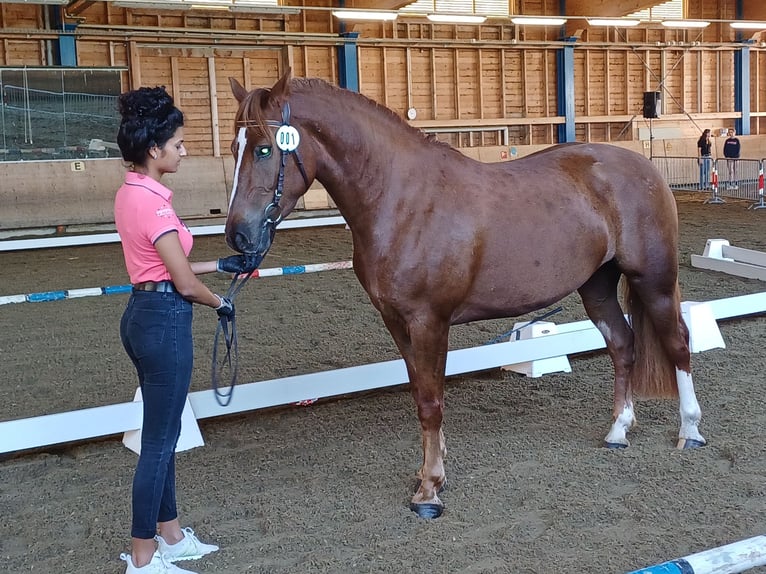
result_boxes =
[229,77,249,103]
[269,67,292,105]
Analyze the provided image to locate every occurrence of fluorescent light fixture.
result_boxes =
[587,18,640,27]
[730,21,766,30]
[510,16,567,26]
[0,0,70,4]
[230,4,300,14]
[660,20,710,28]
[332,10,397,21]
[427,14,487,24]
[191,3,232,9]
[113,0,189,8]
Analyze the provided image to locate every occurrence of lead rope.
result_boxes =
[211,269,256,407]
[483,306,563,346]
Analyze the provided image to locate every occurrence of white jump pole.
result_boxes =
[626,534,766,574]
[0,260,354,306]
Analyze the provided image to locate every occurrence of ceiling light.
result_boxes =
[112,0,188,8]
[190,3,231,9]
[660,20,710,29]
[229,4,300,14]
[587,18,640,27]
[730,21,766,30]
[510,17,567,26]
[332,10,397,21]
[427,14,487,24]
[0,0,70,4]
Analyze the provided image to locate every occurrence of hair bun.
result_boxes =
[118,86,175,120]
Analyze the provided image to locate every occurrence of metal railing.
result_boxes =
[651,155,766,209]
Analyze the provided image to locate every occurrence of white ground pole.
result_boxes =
[0,215,347,252]
[0,291,763,455]
[626,534,766,574]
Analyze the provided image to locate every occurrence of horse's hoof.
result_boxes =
[605,441,629,449]
[677,438,706,450]
[410,502,444,519]
[414,479,446,494]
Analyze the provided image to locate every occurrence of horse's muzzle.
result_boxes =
[227,221,275,263]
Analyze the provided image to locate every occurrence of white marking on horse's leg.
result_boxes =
[676,368,705,447]
[604,403,635,446]
[229,127,248,209]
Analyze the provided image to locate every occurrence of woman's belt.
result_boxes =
[132,280,176,293]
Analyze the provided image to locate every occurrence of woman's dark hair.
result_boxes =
[697,129,710,146]
[117,86,184,164]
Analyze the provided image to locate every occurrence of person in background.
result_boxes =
[697,128,713,190]
[115,85,256,574]
[723,127,741,190]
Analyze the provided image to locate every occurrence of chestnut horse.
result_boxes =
[224,71,705,519]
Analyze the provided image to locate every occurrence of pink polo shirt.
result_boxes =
[114,171,193,284]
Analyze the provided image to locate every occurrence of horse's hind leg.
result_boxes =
[624,276,705,449]
[578,263,637,448]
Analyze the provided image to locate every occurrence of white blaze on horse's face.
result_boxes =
[229,127,249,209]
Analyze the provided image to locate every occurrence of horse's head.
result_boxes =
[225,69,314,256]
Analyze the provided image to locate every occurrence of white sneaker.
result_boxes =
[120,552,198,573]
[155,527,219,562]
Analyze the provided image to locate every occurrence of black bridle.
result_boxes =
[211,102,311,407]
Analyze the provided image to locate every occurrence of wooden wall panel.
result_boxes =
[137,55,173,90]
[480,50,503,119]
[718,51,735,113]
[383,48,408,115]
[409,49,433,120]
[243,50,282,89]
[573,50,588,116]
[523,50,547,117]
[433,49,456,120]
[175,57,214,156]
[503,50,524,118]
[303,46,335,82]
[358,47,386,105]
[627,52,645,118]
[77,41,117,67]
[682,51,699,114]
[586,51,606,115]
[457,50,480,119]
[2,41,44,66]
[701,51,719,113]
[664,51,684,115]
[214,57,245,152]
[608,51,626,114]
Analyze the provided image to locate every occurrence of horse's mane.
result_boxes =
[236,76,454,151]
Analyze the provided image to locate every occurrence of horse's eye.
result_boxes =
[255,145,272,159]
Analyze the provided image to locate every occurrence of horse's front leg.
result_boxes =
[382,312,450,519]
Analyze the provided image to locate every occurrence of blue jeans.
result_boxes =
[699,156,712,189]
[120,290,194,540]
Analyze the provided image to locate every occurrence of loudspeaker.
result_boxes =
[643,91,661,119]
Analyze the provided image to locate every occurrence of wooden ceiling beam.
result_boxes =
[564,0,665,18]
[344,0,415,10]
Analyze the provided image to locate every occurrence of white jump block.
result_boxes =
[691,238,766,282]
[681,301,726,353]
[122,387,205,455]
[502,321,573,377]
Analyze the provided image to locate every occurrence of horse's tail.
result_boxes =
[621,279,681,399]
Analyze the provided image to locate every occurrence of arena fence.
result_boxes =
[652,156,766,206]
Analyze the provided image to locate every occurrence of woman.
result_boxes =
[697,128,713,190]
[115,86,253,574]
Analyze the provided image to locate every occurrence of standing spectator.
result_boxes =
[115,85,256,574]
[723,127,741,190]
[697,128,713,190]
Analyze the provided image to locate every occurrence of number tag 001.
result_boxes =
[276,125,300,152]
